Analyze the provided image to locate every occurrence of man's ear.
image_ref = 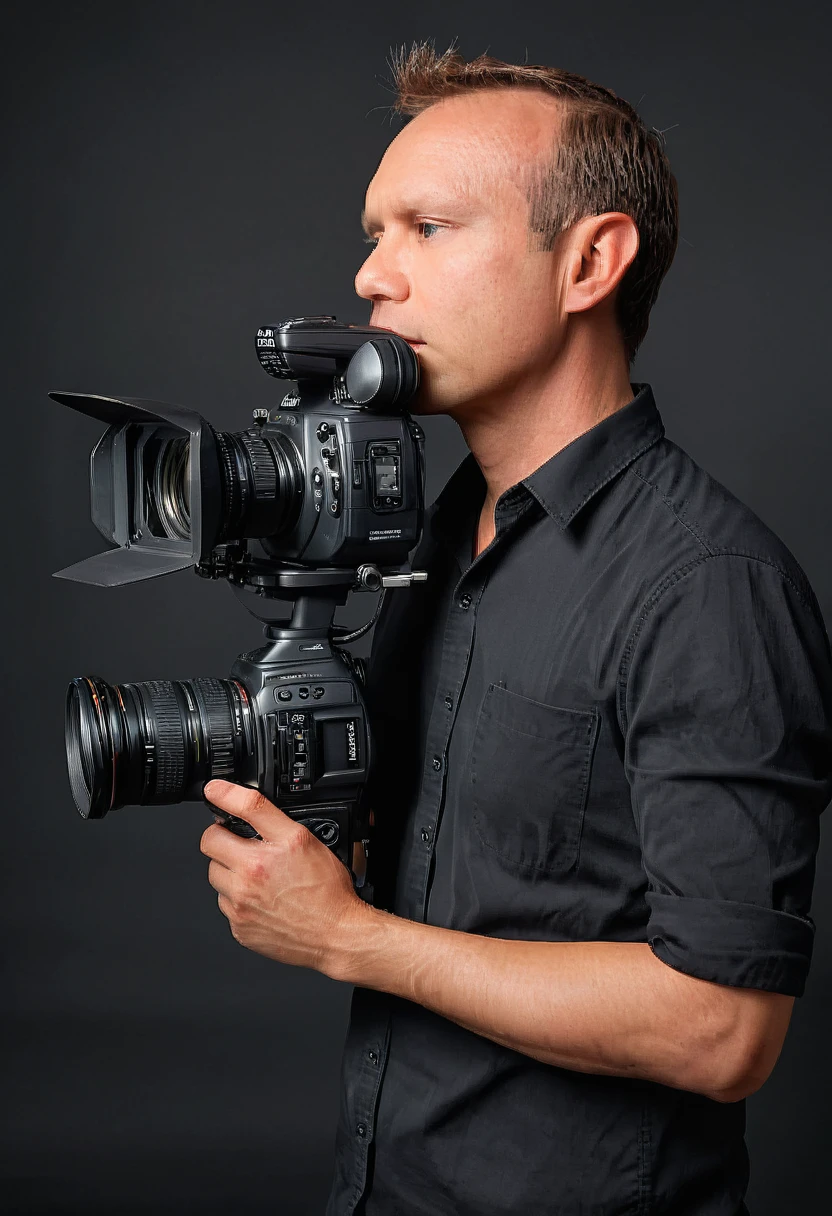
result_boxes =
[562,212,640,317]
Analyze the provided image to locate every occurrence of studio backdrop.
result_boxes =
[3,2,830,1213]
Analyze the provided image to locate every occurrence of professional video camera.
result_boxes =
[53,317,427,899]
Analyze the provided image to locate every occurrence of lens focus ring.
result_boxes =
[238,431,277,499]
[142,681,187,802]
[195,677,236,779]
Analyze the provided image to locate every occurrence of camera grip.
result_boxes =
[203,798,262,840]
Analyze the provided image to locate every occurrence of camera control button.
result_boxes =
[276,689,292,702]
[312,687,325,699]
[316,423,331,441]
[297,687,310,699]
[312,468,324,486]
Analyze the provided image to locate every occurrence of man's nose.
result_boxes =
[355,243,409,304]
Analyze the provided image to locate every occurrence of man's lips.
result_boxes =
[373,325,424,346]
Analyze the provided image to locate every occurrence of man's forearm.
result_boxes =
[329,904,787,1103]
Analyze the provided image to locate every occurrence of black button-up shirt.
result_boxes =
[326,385,832,1216]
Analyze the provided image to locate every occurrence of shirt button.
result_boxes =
[356,1123,367,1138]
[459,593,472,609]
[444,696,453,710]
[368,1050,378,1064]
[420,827,431,843]
[432,756,442,771]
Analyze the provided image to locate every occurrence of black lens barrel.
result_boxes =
[65,676,257,818]
[145,425,302,549]
[214,426,302,544]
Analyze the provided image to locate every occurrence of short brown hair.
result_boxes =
[389,44,679,362]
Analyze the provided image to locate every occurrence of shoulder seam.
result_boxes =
[626,465,715,554]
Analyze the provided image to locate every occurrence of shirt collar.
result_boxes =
[431,383,665,535]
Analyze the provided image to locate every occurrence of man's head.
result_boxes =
[356,46,678,418]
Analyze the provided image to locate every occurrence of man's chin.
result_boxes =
[408,378,481,420]
[406,362,465,417]
[408,387,456,418]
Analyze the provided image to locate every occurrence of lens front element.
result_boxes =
[153,435,191,541]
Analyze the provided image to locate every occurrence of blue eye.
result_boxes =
[362,223,443,247]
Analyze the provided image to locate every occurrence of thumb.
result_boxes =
[204,780,292,837]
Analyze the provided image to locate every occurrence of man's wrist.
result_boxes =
[324,895,403,986]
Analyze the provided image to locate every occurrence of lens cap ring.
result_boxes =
[65,677,119,819]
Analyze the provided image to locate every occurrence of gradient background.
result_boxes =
[4,2,831,1212]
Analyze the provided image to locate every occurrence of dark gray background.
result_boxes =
[3,1,830,1212]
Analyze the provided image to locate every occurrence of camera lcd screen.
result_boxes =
[321,717,361,772]
[374,458,399,494]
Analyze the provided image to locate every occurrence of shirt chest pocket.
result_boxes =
[469,684,600,874]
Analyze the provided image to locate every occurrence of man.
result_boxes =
[200,46,832,1215]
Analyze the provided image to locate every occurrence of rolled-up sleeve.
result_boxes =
[623,553,832,996]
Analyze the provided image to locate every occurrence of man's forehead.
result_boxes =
[363,90,562,218]
[363,152,488,220]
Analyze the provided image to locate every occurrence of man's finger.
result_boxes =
[206,858,242,902]
[200,821,249,866]
[204,779,295,840]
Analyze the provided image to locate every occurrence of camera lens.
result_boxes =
[153,436,191,541]
[65,675,257,818]
[214,427,303,543]
[143,425,302,550]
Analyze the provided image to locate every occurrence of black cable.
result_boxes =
[332,588,387,645]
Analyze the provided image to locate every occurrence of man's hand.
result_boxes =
[199,779,370,976]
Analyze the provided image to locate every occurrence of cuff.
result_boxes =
[646,892,815,997]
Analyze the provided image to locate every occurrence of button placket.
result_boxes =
[410,572,482,923]
[342,998,391,1211]
[342,512,529,1211]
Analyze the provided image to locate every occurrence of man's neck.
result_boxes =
[459,336,634,561]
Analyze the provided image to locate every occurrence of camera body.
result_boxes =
[55,318,427,893]
[252,397,421,569]
[220,637,372,862]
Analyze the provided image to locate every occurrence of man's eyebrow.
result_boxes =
[361,189,482,237]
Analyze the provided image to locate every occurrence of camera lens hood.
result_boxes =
[49,392,223,586]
